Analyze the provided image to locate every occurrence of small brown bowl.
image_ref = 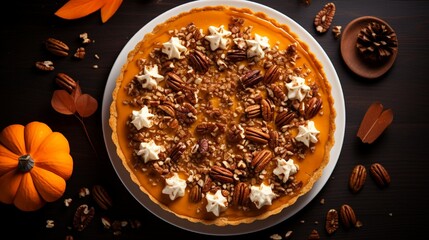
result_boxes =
[340,16,398,79]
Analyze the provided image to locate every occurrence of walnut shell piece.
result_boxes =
[369,163,391,188]
[314,2,336,33]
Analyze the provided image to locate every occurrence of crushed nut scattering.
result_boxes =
[113,6,334,224]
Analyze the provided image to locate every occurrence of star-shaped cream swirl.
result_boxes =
[295,120,320,147]
[204,25,232,51]
[135,65,164,90]
[285,76,311,101]
[273,158,298,183]
[249,183,277,209]
[162,172,187,201]
[162,37,187,59]
[131,105,154,130]
[136,140,162,163]
[245,33,270,59]
[205,189,228,216]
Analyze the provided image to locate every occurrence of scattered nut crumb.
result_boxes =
[80,32,92,44]
[320,198,325,204]
[35,60,55,71]
[101,216,112,229]
[300,220,305,224]
[355,220,363,228]
[389,212,393,217]
[285,230,293,239]
[332,25,342,39]
[46,219,55,228]
[64,198,73,207]
[94,54,100,60]
[270,233,282,240]
[74,47,86,59]
[314,220,319,224]
[79,187,90,198]
[93,65,99,69]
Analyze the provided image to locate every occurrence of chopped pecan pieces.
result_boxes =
[240,69,263,89]
[226,124,244,143]
[210,165,234,183]
[251,149,273,173]
[244,127,270,144]
[314,2,336,33]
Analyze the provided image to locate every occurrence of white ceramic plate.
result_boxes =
[102,0,345,235]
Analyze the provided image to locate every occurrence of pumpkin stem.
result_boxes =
[18,154,35,172]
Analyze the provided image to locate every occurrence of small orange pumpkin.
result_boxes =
[0,121,73,211]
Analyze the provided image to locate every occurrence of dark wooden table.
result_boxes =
[2,0,428,239]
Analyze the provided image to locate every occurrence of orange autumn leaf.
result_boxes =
[55,0,123,23]
[51,90,76,115]
[76,94,98,117]
[101,0,123,23]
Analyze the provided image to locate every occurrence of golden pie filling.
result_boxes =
[110,6,335,226]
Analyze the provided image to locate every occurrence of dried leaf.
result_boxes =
[76,94,98,117]
[101,0,123,23]
[357,102,393,143]
[72,82,82,103]
[55,0,106,20]
[51,90,76,115]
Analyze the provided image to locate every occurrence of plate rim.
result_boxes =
[102,0,346,235]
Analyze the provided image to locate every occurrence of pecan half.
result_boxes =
[263,65,281,84]
[45,37,69,56]
[275,111,296,128]
[189,185,202,202]
[314,2,336,33]
[35,60,54,71]
[232,182,250,206]
[267,83,287,103]
[226,124,244,143]
[176,102,197,125]
[244,127,270,144]
[245,104,261,118]
[340,204,357,229]
[226,49,247,62]
[349,164,367,193]
[189,50,210,73]
[261,98,274,121]
[268,129,279,149]
[305,97,322,119]
[369,163,391,188]
[240,69,263,88]
[158,102,176,117]
[92,185,113,210]
[325,209,339,235]
[209,165,234,183]
[55,73,77,93]
[166,72,186,91]
[169,142,186,162]
[73,204,95,231]
[251,149,273,173]
[195,122,218,135]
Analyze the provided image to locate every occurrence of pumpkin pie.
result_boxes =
[109,5,336,226]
